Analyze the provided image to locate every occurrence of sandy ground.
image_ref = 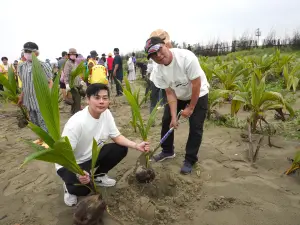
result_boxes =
[1,85,300,225]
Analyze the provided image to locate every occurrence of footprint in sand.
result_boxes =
[200,159,224,171]
[3,174,48,196]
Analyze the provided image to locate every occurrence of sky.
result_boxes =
[0,0,299,63]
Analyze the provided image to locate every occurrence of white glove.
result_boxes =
[80,80,85,86]
[66,84,70,92]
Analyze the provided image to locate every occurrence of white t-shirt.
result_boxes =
[149,61,158,81]
[55,106,121,171]
[151,48,209,100]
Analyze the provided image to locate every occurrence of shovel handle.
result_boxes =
[160,110,182,143]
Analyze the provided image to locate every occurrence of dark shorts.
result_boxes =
[60,81,66,89]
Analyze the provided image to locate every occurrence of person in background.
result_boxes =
[58,51,68,70]
[18,42,53,146]
[19,52,26,64]
[0,57,9,80]
[11,60,21,93]
[52,63,59,81]
[17,52,27,89]
[132,52,137,73]
[13,60,18,73]
[64,48,81,115]
[98,54,107,67]
[145,58,153,97]
[45,59,51,67]
[12,60,19,85]
[89,51,98,66]
[88,51,98,83]
[127,55,136,82]
[112,48,123,96]
[136,61,147,79]
[58,51,68,103]
[86,55,91,63]
[75,54,85,66]
[107,53,114,84]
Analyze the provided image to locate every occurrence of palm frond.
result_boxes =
[32,55,60,141]
[22,136,84,176]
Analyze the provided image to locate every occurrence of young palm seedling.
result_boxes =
[0,67,29,128]
[285,150,300,175]
[231,73,294,164]
[123,78,151,132]
[20,54,113,225]
[122,78,161,183]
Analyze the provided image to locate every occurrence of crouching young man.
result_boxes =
[145,36,209,174]
[56,83,150,206]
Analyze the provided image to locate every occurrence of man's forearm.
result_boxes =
[114,64,119,74]
[189,86,200,110]
[166,89,177,119]
[112,135,137,149]
[48,80,53,88]
[189,78,201,110]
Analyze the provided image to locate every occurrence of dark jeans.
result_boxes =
[145,75,151,97]
[60,81,66,89]
[108,70,113,81]
[57,143,128,196]
[115,76,123,95]
[150,81,166,113]
[70,88,81,115]
[161,94,208,164]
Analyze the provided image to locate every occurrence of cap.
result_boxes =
[114,48,119,52]
[144,36,165,59]
[23,42,39,51]
[102,53,106,57]
[90,50,98,57]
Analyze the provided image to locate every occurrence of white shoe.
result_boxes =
[94,174,116,187]
[63,183,77,207]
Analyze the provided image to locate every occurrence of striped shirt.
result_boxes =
[19,61,53,111]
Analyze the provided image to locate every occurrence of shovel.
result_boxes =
[136,110,184,168]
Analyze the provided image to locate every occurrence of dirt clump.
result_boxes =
[73,194,106,225]
[207,196,236,211]
[108,166,203,224]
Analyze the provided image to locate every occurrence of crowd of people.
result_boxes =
[0,29,210,207]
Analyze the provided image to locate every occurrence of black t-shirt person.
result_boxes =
[113,54,123,79]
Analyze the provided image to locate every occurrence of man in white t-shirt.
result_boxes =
[144,36,209,174]
[56,83,150,206]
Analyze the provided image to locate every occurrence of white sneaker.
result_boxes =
[63,183,77,207]
[94,174,116,187]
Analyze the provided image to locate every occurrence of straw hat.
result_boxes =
[149,29,171,45]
